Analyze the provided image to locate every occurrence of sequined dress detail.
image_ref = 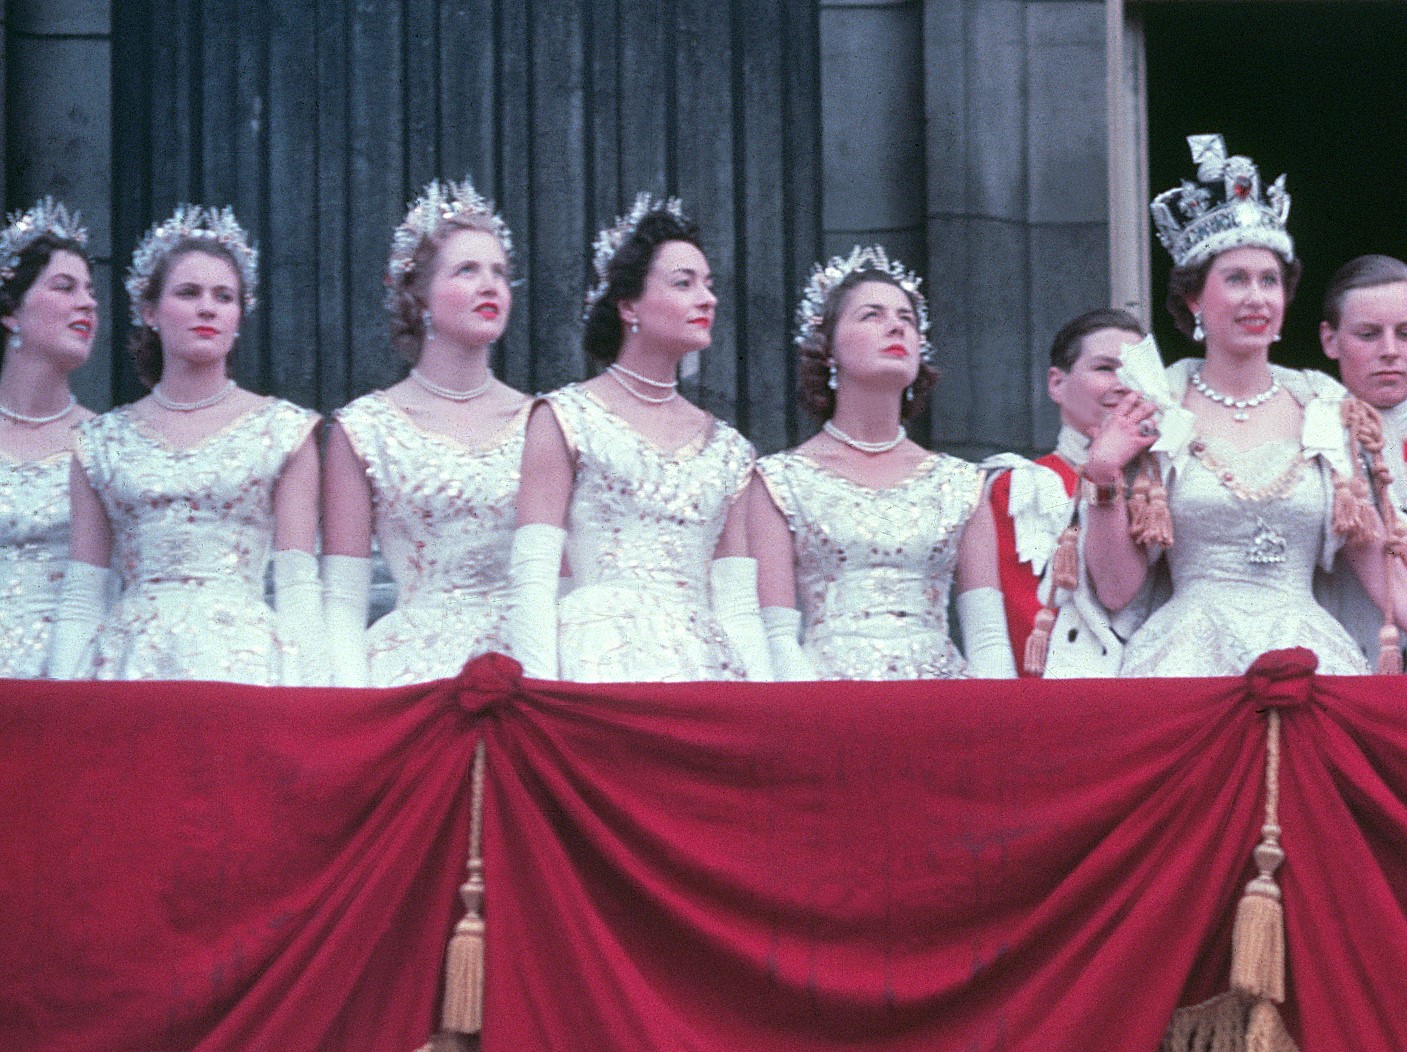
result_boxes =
[76,399,319,683]
[758,450,984,679]
[546,384,755,681]
[337,392,526,686]
[1121,435,1367,676]
[0,452,71,677]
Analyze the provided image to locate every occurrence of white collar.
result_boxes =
[1054,425,1090,468]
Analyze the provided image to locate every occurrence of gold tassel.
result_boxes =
[1378,623,1403,676]
[1050,526,1080,592]
[1246,999,1299,1052]
[1230,879,1285,1003]
[1024,607,1056,677]
[441,738,488,1035]
[1162,710,1300,1052]
[1332,473,1362,539]
[1131,459,1174,549]
[1128,471,1150,537]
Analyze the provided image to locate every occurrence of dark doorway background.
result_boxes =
[1145,3,1407,375]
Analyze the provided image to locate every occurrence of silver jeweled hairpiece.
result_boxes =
[582,192,689,320]
[125,205,258,326]
[1150,134,1292,269]
[384,177,513,310]
[0,197,89,285]
[795,245,932,361]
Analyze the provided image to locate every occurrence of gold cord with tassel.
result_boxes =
[441,737,488,1035]
[1340,397,1406,674]
[1023,525,1080,677]
[1162,710,1299,1052]
[1129,456,1173,549]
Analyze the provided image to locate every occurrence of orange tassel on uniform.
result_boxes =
[1024,607,1056,677]
[1050,526,1080,592]
[1378,623,1403,676]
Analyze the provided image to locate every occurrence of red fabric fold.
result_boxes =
[3,653,1406,1051]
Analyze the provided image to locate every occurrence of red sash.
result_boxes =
[990,453,1079,676]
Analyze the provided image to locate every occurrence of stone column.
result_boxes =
[8,0,114,409]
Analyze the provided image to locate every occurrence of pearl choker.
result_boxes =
[0,393,77,426]
[606,365,677,404]
[609,362,678,390]
[1190,368,1281,423]
[410,367,491,402]
[152,379,236,412]
[823,420,906,454]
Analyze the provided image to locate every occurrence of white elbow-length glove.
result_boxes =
[47,560,112,679]
[509,524,564,679]
[760,606,817,681]
[274,549,329,686]
[956,586,1018,679]
[710,556,774,682]
[323,554,372,688]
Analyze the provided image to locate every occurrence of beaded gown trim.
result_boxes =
[757,449,984,680]
[0,451,72,677]
[545,383,756,682]
[336,392,528,686]
[75,399,319,683]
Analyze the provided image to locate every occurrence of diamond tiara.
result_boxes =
[795,245,931,361]
[1150,134,1292,270]
[385,176,513,309]
[0,197,89,284]
[125,205,258,326]
[582,192,689,320]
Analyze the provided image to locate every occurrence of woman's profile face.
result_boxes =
[829,279,920,389]
[3,250,97,369]
[619,240,716,353]
[1188,246,1285,353]
[144,250,243,367]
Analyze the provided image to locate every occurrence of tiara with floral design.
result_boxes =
[0,197,88,284]
[125,205,258,326]
[384,177,513,309]
[582,192,689,319]
[795,245,932,361]
[1150,134,1292,269]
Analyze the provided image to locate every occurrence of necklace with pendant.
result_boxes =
[1190,439,1304,565]
[1190,368,1281,423]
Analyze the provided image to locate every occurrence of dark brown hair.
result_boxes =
[1049,308,1145,372]
[0,234,91,371]
[797,270,938,421]
[582,210,704,365]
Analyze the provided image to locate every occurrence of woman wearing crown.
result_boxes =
[47,206,324,684]
[321,178,530,687]
[1083,134,1407,676]
[0,199,99,677]
[508,194,771,682]
[747,247,1015,680]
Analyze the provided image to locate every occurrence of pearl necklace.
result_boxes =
[608,361,678,390]
[1190,368,1281,423]
[410,367,491,402]
[152,379,236,412]
[606,365,677,404]
[823,420,906,454]
[0,393,77,426]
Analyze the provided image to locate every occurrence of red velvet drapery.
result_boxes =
[3,652,1405,1051]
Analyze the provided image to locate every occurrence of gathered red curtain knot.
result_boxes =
[1243,647,1318,709]
[436,651,523,717]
